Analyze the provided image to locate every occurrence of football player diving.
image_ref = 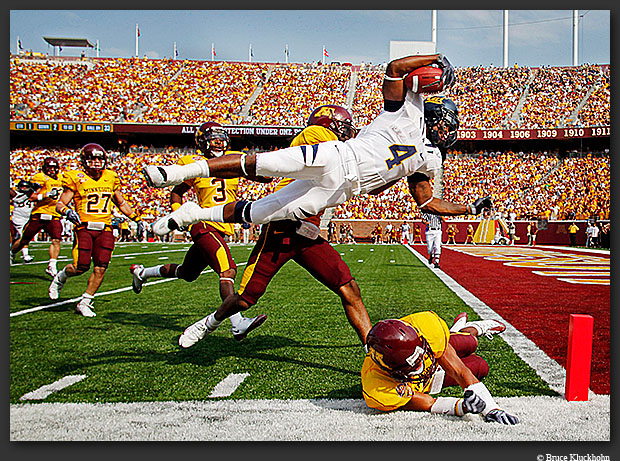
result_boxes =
[176,106,373,349]
[142,52,492,235]
[130,122,268,341]
[363,311,519,425]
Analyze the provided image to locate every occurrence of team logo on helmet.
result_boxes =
[307,105,357,141]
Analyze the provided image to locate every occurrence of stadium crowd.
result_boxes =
[10,55,609,130]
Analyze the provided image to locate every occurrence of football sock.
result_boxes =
[188,204,225,223]
[142,265,164,279]
[57,268,68,283]
[80,292,94,304]
[177,159,209,179]
[206,312,223,330]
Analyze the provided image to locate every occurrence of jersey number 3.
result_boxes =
[385,144,419,170]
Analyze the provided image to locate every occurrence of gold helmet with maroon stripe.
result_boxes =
[195,121,230,157]
[80,143,107,177]
[366,319,437,384]
[307,105,356,141]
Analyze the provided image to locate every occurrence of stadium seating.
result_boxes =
[9,56,610,223]
[10,56,610,129]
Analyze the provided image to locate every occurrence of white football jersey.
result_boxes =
[343,90,442,194]
[12,199,33,227]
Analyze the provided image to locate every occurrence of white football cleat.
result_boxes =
[23,255,35,263]
[231,314,267,341]
[152,201,202,236]
[142,164,185,188]
[45,267,57,278]
[449,312,468,333]
[178,314,216,348]
[48,273,65,300]
[130,264,145,294]
[463,319,506,339]
[75,299,96,318]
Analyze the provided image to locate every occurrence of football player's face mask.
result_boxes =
[195,122,230,158]
[80,143,107,177]
[424,96,459,149]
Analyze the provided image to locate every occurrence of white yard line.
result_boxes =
[209,373,250,398]
[10,261,246,318]
[19,375,87,401]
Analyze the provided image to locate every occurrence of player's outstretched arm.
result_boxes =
[407,174,492,216]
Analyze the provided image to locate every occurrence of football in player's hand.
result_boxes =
[404,65,444,93]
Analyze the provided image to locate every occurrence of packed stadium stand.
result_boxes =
[9,54,610,236]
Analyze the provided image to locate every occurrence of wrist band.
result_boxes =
[59,205,69,215]
[384,74,404,81]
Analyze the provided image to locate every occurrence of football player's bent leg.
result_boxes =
[337,280,373,346]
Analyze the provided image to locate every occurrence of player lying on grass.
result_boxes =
[141,53,491,235]
[362,311,519,425]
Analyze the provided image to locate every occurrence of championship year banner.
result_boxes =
[457,126,610,141]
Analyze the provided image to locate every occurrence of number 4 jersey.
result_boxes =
[62,169,121,224]
[343,90,442,194]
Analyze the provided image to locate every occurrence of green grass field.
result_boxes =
[9,241,556,404]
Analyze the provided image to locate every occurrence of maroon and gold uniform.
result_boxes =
[237,125,353,305]
[362,311,487,412]
[14,171,64,245]
[63,168,120,270]
[172,153,241,279]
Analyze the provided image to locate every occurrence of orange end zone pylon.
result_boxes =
[565,314,594,401]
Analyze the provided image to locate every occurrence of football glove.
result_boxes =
[469,196,493,215]
[64,208,81,225]
[462,389,486,414]
[436,54,455,88]
[484,408,519,425]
